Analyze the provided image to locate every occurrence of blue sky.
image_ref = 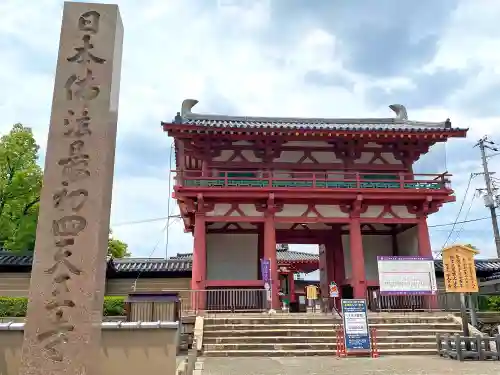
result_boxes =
[1,0,500,259]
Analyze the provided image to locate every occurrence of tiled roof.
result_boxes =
[0,252,191,273]
[2,251,500,274]
[484,272,500,282]
[165,99,466,134]
[433,258,500,273]
[0,252,33,266]
[171,249,319,263]
[113,258,192,273]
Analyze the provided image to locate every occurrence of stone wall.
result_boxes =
[0,322,179,375]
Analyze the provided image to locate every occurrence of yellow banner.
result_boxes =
[442,245,479,293]
[306,285,318,300]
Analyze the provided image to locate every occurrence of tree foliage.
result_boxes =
[0,124,129,257]
[0,124,42,251]
[108,229,130,258]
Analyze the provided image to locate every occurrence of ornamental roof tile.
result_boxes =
[165,99,467,134]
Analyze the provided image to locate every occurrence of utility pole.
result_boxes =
[475,136,500,258]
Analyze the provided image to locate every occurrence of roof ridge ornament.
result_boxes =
[181,99,199,117]
[389,104,408,121]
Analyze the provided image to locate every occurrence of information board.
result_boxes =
[442,245,479,293]
[377,256,437,295]
[341,299,371,351]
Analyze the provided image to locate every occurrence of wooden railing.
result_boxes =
[173,170,451,191]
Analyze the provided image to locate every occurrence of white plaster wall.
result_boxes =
[342,234,393,280]
[206,233,258,280]
[396,226,419,256]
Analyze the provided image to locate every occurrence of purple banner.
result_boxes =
[260,258,271,287]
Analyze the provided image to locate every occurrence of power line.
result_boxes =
[132,216,180,291]
[452,193,476,244]
[438,174,474,253]
[111,215,181,227]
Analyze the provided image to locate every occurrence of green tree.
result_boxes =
[0,123,130,257]
[108,229,130,258]
[0,124,42,251]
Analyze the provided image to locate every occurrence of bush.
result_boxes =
[487,296,500,311]
[0,296,125,317]
[103,296,125,316]
[0,297,28,317]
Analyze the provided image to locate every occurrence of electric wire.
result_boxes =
[438,174,474,253]
[451,193,476,244]
[111,212,500,230]
[165,142,175,259]
[131,216,180,291]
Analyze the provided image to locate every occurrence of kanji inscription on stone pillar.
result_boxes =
[19,3,123,375]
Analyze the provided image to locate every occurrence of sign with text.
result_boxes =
[442,245,479,293]
[341,299,371,351]
[329,281,339,298]
[260,258,271,301]
[377,256,437,295]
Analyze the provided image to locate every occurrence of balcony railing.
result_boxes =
[174,170,451,192]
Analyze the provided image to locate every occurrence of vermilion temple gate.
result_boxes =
[163,99,467,311]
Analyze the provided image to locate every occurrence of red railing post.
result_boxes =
[355,172,360,189]
[399,172,405,190]
[370,328,379,358]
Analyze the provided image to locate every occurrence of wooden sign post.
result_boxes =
[442,244,479,338]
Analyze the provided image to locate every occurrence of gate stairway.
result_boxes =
[202,313,462,357]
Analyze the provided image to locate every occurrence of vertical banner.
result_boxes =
[341,299,371,351]
[260,258,271,302]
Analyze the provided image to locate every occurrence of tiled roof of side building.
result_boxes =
[2,251,500,274]
[113,258,192,272]
[433,258,500,272]
[171,249,319,263]
[163,99,468,134]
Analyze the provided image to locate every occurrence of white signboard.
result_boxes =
[377,256,437,295]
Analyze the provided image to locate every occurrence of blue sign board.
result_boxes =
[341,299,371,351]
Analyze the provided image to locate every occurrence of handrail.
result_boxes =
[172,169,452,190]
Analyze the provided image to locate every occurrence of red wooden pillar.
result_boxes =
[264,214,279,310]
[191,214,206,311]
[333,227,345,310]
[350,218,366,299]
[257,226,264,279]
[289,271,296,303]
[417,216,438,309]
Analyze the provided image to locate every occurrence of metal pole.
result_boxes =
[468,293,478,328]
[478,138,500,257]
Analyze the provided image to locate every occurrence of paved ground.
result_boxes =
[201,356,500,375]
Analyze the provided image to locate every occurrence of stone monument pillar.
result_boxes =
[19,2,123,375]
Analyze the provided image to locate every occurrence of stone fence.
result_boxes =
[0,321,179,375]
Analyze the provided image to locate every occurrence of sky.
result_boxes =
[1,0,500,260]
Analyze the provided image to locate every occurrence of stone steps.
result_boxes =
[203,347,438,357]
[201,314,462,357]
[204,323,460,333]
[205,335,446,344]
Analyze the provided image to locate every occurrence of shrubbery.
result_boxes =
[0,296,125,317]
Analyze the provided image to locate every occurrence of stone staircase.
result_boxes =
[202,313,462,357]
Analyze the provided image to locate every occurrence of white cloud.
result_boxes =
[1,0,500,260]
